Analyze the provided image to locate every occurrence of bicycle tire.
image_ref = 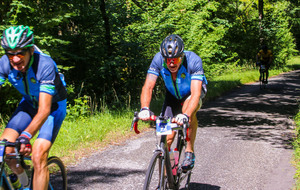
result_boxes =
[32,156,67,190]
[260,71,265,89]
[47,156,67,190]
[263,71,267,88]
[143,151,166,190]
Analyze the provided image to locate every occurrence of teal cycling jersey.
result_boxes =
[147,51,207,99]
[0,46,67,108]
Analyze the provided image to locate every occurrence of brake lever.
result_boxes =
[182,118,190,141]
[131,111,140,134]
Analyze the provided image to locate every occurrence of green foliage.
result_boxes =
[0,81,22,116]
[66,95,91,121]
[293,107,300,188]
[262,1,299,67]
[0,0,299,118]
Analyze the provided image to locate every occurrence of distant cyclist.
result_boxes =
[256,45,273,83]
[0,25,67,189]
[138,34,207,172]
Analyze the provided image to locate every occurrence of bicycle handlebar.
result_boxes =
[0,139,30,169]
[131,112,189,138]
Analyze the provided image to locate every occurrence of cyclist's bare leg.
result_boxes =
[32,138,51,190]
[166,96,202,152]
[182,100,201,153]
[1,128,25,174]
[167,131,176,149]
[185,113,198,153]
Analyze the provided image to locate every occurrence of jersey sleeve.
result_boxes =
[0,56,10,86]
[37,59,57,95]
[0,71,5,86]
[147,52,163,76]
[188,52,208,84]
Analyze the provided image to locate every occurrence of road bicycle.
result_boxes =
[259,64,267,89]
[131,112,192,190]
[0,140,67,190]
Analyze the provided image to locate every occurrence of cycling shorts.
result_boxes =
[160,90,203,118]
[259,61,270,69]
[6,98,67,143]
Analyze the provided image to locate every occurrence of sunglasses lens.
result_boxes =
[6,49,28,59]
[167,57,181,65]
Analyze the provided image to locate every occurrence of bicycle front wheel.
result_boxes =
[259,72,263,89]
[47,156,67,190]
[143,151,166,190]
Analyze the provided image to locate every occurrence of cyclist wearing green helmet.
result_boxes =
[0,25,67,189]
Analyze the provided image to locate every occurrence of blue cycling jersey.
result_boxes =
[0,46,67,108]
[147,51,207,99]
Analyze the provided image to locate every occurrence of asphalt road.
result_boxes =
[67,69,300,190]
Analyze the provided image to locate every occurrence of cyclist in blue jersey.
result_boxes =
[0,25,67,189]
[138,34,207,172]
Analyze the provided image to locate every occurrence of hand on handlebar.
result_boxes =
[16,135,32,156]
[173,113,189,125]
[138,107,155,121]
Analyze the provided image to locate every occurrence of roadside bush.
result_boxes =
[0,81,22,117]
[293,106,300,188]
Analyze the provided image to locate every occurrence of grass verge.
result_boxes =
[294,108,300,189]
[0,56,300,169]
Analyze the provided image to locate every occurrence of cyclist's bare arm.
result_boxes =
[19,92,52,154]
[140,73,158,108]
[183,80,202,117]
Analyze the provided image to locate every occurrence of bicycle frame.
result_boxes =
[0,141,19,190]
[0,140,67,190]
[158,135,177,189]
[131,113,191,189]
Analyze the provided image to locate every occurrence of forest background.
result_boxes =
[0,0,299,117]
[0,0,300,185]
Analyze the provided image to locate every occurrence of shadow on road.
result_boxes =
[184,182,220,190]
[197,70,300,149]
[67,167,145,189]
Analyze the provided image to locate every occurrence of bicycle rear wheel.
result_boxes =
[47,156,67,190]
[143,151,166,190]
[260,72,265,89]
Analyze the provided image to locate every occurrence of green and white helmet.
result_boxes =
[1,25,34,50]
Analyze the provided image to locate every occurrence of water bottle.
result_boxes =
[9,173,23,189]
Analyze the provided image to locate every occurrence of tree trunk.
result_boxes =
[100,0,112,56]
